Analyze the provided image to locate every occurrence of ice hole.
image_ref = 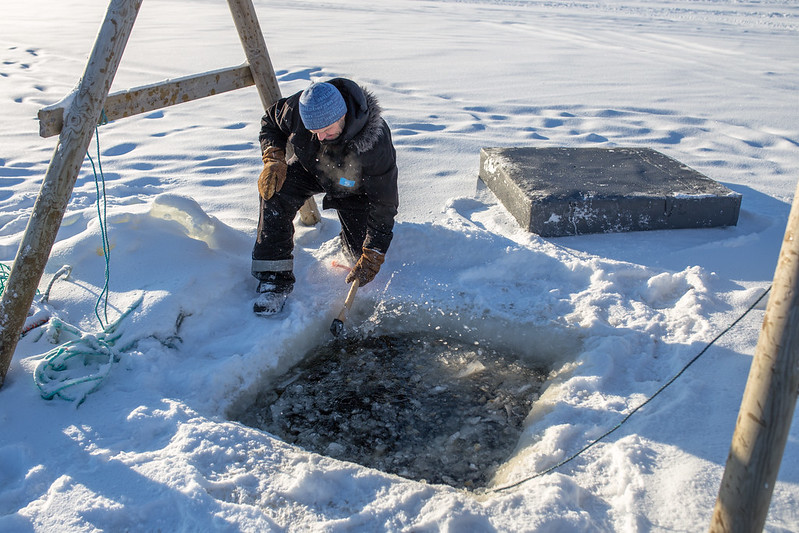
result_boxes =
[232,327,568,489]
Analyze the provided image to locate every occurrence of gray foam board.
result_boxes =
[479,147,741,237]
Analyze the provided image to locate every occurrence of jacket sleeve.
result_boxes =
[258,96,294,153]
[361,123,399,254]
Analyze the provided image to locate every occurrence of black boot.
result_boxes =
[253,271,294,316]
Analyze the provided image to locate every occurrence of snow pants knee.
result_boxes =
[252,162,370,280]
[323,197,369,262]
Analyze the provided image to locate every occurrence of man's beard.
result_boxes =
[320,136,343,146]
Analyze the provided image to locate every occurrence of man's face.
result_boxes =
[310,115,346,143]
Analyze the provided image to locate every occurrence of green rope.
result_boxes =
[30,120,133,405]
[0,262,10,296]
[34,296,142,405]
[85,124,112,328]
[1,262,41,300]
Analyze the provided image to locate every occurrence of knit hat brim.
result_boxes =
[299,82,347,130]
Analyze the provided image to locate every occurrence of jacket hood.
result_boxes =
[328,78,385,154]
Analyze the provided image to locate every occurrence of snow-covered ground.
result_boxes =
[1,0,798,530]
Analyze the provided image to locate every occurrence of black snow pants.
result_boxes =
[252,162,369,283]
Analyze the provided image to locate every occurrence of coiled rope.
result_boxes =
[27,120,139,404]
[492,285,771,493]
[33,296,142,405]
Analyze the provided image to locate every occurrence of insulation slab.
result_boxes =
[479,147,741,238]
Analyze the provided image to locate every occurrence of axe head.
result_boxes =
[330,318,344,337]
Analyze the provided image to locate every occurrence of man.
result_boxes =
[252,78,399,316]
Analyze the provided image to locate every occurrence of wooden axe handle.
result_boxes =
[336,279,360,322]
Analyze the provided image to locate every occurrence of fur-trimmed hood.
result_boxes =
[328,78,385,154]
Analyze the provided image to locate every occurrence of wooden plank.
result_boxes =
[0,0,143,387]
[38,64,255,138]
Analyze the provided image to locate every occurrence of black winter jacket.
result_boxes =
[259,78,399,254]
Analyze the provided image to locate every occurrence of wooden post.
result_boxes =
[0,0,142,387]
[227,0,321,225]
[710,178,799,532]
[226,0,281,107]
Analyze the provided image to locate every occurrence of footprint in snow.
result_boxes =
[102,142,137,157]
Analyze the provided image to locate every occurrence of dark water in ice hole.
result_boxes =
[233,332,548,489]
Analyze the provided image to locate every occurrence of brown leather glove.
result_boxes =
[257,146,287,200]
[346,248,385,286]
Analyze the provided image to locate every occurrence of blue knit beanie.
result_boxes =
[299,82,347,130]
